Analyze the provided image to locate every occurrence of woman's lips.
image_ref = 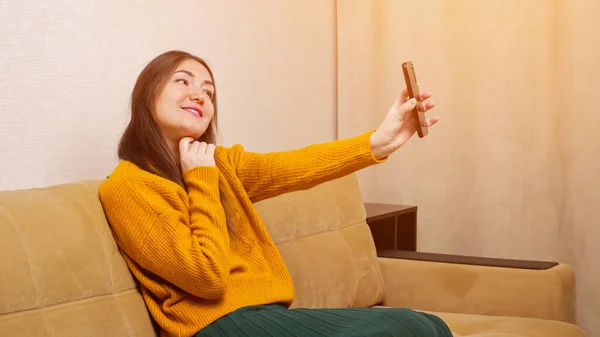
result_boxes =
[181,106,203,118]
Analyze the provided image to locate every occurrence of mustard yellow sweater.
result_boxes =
[98,131,385,337]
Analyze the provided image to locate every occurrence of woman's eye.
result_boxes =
[204,90,214,98]
[176,78,188,85]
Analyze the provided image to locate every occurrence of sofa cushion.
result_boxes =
[434,310,586,337]
[373,306,585,337]
[254,173,385,308]
[0,181,157,336]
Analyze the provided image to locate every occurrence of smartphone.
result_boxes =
[402,61,428,138]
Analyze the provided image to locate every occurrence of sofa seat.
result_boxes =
[373,306,585,337]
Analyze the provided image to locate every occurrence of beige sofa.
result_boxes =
[0,173,586,336]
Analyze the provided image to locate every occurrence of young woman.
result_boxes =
[99,50,451,337]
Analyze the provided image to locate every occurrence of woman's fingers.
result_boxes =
[419,101,435,112]
[423,116,440,127]
[206,143,216,156]
[418,91,432,100]
[197,142,208,154]
[179,137,194,154]
[399,88,409,104]
[190,141,200,153]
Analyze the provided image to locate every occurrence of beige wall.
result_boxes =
[337,0,600,335]
[0,0,336,191]
[556,0,600,333]
[339,0,560,258]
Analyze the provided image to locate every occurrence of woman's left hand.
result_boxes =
[370,87,438,160]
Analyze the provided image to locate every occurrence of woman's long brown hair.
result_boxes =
[118,50,219,188]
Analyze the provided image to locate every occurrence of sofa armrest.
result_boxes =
[377,250,576,323]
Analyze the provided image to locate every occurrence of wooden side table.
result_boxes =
[364,203,417,252]
[366,203,559,270]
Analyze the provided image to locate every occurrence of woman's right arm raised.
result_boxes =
[99,153,230,299]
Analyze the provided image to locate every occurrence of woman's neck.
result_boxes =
[165,137,181,167]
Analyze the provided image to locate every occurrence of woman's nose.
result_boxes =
[190,91,206,103]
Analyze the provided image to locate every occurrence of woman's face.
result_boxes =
[154,59,215,145]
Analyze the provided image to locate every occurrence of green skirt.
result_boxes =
[195,304,452,337]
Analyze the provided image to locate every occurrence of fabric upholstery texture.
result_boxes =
[254,174,385,309]
[425,310,585,337]
[0,181,156,336]
[371,306,585,337]
[378,257,576,323]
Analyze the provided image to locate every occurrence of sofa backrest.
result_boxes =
[0,181,157,336]
[254,173,384,308]
[0,173,384,336]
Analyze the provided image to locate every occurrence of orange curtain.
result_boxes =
[336,0,600,334]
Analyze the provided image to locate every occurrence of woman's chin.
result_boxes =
[183,129,207,141]
[178,122,208,140]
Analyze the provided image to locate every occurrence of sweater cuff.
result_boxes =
[362,130,388,164]
[183,166,220,185]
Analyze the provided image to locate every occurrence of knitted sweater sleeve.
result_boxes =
[221,130,386,203]
[99,166,230,299]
